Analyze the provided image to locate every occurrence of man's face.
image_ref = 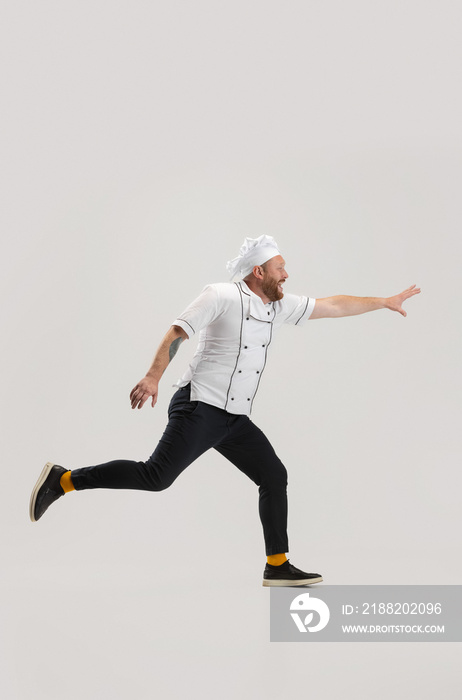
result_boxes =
[261,255,289,302]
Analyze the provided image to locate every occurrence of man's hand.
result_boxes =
[385,284,421,317]
[130,376,159,410]
[129,325,188,411]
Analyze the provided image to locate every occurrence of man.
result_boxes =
[29,235,421,586]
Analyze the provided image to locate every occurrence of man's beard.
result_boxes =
[262,276,284,302]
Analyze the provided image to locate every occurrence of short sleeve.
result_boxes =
[279,294,316,326]
[172,284,219,338]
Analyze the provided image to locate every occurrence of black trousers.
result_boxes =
[71,385,289,555]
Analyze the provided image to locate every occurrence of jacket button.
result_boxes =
[247,398,250,401]
[231,397,234,400]
[244,346,248,349]
[246,317,249,320]
[267,312,270,315]
[262,344,265,347]
[256,371,259,374]
[238,370,242,373]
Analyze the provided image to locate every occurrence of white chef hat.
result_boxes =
[226,235,281,280]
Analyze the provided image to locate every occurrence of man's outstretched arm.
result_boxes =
[309,284,421,320]
[130,325,189,409]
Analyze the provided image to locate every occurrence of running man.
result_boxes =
[29,235,421,586]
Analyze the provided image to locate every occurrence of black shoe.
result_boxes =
[29,462,67,522]
[262,559,323,587]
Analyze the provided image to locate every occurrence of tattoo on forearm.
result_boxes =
[168,337,183,362]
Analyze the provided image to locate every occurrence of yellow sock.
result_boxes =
[60,471,75,493]
[267,553,288,566]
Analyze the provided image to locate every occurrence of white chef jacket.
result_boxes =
[172,280,316,416]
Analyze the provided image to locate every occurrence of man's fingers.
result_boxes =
[131,386,158,410]
[403,285,421,297]
[130,389,140,408]
[130,385,145,400]
[131,388,146,409]
[137,392,150,409]
[396,285,421,308]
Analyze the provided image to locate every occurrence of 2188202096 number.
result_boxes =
[362,602,442,615]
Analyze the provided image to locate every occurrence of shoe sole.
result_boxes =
[262,576,323,587]
[29,462,55,522]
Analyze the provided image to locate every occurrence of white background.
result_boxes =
[1,1,461,698]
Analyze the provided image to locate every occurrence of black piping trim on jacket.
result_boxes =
[238,282,251,297]
[225,283,244,410]
[176,318,195,335]
[250,302,276,413]
[295,297,310,325]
